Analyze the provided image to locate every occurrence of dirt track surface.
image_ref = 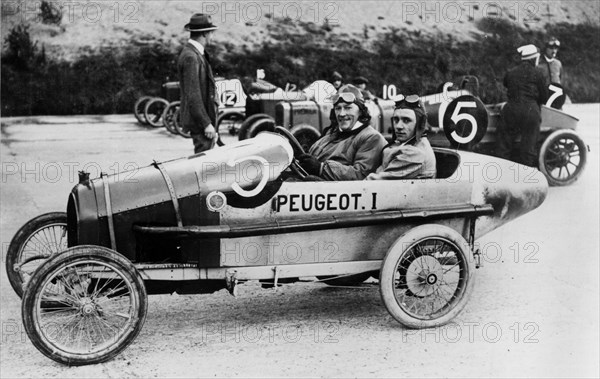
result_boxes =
[1,105,599,377]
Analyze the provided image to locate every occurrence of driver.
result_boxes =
[366,95,436,180]
[297,85,386,181]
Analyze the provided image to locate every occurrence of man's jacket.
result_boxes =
[177,43,217,134]
[309,122,386,181]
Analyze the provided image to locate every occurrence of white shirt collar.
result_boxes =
[338,121,362,133]
[188,39,205,55]
[544,55,555,63]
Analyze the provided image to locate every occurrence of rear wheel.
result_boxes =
[22,245,147,366]
[539,129,587,186]
[133,96,152,125]
[246,117,275,139]
[144,97,169,128]
[6,212,68,298]
[162,101,180,135]
[380,225,474,329]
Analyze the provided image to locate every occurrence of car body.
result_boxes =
[17,132,547,365]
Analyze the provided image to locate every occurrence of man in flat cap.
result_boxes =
[497,44,548,167]
[178,13,219,153]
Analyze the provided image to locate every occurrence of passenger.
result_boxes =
[297,84,387,181]
[352,76,376,101]
[366,95,436,180]
[331,71,344,91]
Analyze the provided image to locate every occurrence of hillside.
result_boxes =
[2,1,599,116]
[2,0,599,60]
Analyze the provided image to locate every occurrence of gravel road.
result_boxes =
[1,104,598,377]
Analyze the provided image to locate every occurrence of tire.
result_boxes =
[237,114,273,140]
[173,108,191,138]
[134,96,152,125]
[538,129,587,186]
[380,224,475,329]
[144,97,170,128]
[162,101,180,135]
[291,124,321,152]
[246,117,275,139]
[22,245,148,366]
[216,112,245,136]
[6,212,68,298]
[317,272,372,286]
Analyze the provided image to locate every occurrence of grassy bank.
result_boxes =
[2,18,599,116]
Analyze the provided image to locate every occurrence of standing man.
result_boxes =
[497,44,548,167]
[538,37,563,85]
[537,37,565,109]
[178,13,219,153]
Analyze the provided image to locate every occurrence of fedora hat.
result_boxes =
[185,13,218,32]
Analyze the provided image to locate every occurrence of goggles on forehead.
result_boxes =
[392,94,423,110]
[328,92,358,104]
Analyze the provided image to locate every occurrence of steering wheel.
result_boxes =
[274,126,309,179]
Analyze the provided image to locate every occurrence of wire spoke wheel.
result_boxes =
[22,246,147,365]
[539,129,587,186]
[380,225,474,329]
[7,212,68,298]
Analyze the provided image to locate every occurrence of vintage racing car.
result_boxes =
[134,78,247,137]
[10,129,547,365]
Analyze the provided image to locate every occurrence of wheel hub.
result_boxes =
[80,298,96,315]
[405,256,444,297]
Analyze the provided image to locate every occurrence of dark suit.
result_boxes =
[497,61,548,167]
[177,42,217,153]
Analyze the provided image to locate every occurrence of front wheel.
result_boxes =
[380,225,474,329]
[134,96,152,125]
[144,97,169,128]
[538,129,587,186]
[22,245,148,365]
[6,212,68,298]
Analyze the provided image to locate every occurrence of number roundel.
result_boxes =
[220,90,238,107]
[442,95,488,147]
[546,83,566,109]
